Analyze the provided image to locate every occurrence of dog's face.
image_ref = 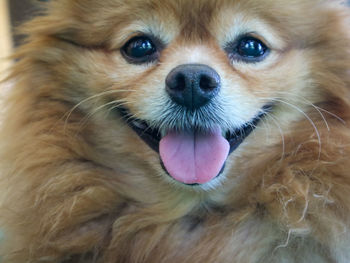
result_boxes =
[35,0,347,190]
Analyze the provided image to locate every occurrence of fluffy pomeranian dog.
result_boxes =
[0,0,350,262]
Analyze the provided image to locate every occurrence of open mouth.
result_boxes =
[117,105,271,185]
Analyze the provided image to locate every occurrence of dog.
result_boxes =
[0,0,349,262]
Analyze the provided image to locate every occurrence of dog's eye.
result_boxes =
[237,37,267,58]
[122,36,158,64]
[227,36,269,63]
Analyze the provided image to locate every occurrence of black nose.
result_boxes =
[165,64,221,110]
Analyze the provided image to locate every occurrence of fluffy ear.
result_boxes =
[18,0,119,48]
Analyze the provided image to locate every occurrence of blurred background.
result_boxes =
[0,0,41,77]
[0,0,12,76]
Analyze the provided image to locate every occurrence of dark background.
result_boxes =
[9,0,43,46]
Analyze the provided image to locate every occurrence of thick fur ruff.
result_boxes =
[0,0,350,262]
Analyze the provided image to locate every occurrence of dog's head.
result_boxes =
[22,0,350,190]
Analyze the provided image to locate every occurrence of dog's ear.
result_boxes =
[18,0,116,49]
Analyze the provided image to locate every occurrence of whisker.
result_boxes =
[270,98,322,159]
[74,100,134,136]
[265,113,286,161]
[63,89,136,132]
[85,99,127,120]
[254,90,345,129]
[314,106,346,125]
[277,92,330,131]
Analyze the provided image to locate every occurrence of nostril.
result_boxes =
[199,74,217,92]
[174,74,186,91]
[166,72,187,92]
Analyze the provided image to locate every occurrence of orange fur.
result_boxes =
[0,0,350,262]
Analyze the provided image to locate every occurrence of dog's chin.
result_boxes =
[116,105,272,186]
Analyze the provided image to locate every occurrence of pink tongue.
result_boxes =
[159,128,229,184]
